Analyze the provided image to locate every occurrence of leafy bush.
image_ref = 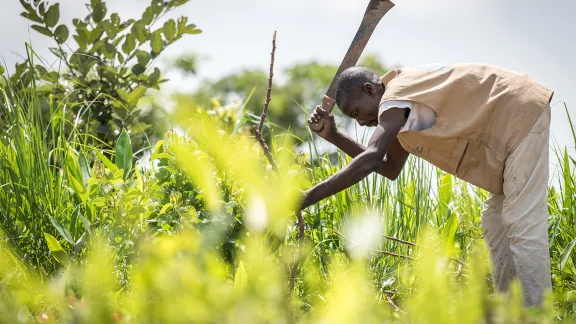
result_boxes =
[12,0,201,150]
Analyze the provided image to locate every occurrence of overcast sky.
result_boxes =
[1,0,574,166]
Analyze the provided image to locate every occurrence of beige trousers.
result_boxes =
[481,105,552,308]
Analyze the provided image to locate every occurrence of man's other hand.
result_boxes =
[308,105,337,139]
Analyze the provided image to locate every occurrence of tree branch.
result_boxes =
[253,30,277,171]
[289,210,305,291]
[258,31,276,133]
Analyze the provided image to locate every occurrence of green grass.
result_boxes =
[0,62,574,322]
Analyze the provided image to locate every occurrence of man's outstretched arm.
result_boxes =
[308,106,409,180]
[301,108,406,210]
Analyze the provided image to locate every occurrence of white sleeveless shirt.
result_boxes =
[378,100,436,132]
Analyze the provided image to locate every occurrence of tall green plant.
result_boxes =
[14,0,201,150]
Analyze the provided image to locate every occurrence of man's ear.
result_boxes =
[363,83,376,97]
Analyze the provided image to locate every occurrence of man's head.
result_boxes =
[335,66,384,127]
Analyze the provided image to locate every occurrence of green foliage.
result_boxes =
[14,0,202,150]
[174,54,389,139]
[0,61,575,322]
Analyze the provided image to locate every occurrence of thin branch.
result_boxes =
[334,230,413,260]
[253,126,277,170]
[253,31,277,171]
[371,249,414,260]
[258,31,276,134]
[289,210,305,291]
[384,292,406,313]
[381,234,418,247]
[251,31,302,290]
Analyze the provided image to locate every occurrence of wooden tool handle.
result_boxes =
[322,95,336,113]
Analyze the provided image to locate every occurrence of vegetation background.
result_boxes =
[0,0,574,322]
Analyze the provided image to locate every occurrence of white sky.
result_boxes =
[2,0,575,166]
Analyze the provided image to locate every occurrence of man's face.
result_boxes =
[340,83,382,127]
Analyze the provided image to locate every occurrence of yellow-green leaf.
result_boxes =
[135,164,144,192]
[163,19,176,40]
[95,150,118,171]
[160,203,173,214]
[150,30,163,53]
[234,262,247,290]
[131,21,148,43]
[44,232,63,252]
[122,34,136,54]
[91,197,107,207]
[153,140,166,154]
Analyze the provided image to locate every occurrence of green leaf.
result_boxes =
[234,261,247,290]
[183,24,201,35]
[69,173,88,203]
[42,71,59,83]
[91,197,107,207]
[49,216,74,245]
[160,203,173,214]
[90,0,102,9]
[102,19,117,39]
[70,208,79,241]
[31,25,53,37]
[125,187,143,197]
[103,42,116,59]
[19,0,33,12]
[135,50,150,65]
[88,25,104,44]
[92,2,107,23]
[163,19,176,40]
[94,150,118,171]
[142,6,155,25]
[45,4,60,27]
[148,67,160,85]
[130,122,151,135]
[122,34,136,54]
[560,239,576,272]
[74,25,89,50]
[177,17,189,33]
[34,64,48,76]
[131,64,146,76]
[115,128,133,180]
[150,30,163,53]
[0,66,4,75]
[135,164,144,192]
[441,210,458,254]
[44,232,63,252]
[49,47,66,59]
[20,11,43,24]
[54,25,69,44]
[153,140,166,154]
[78,152,91,187]
[44,232,69,264]
[126,86,147,107]
[78,212,92,235]
[438,173,453,219]
[131,21,148,43]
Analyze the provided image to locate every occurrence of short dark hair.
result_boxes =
[335,67,381,108]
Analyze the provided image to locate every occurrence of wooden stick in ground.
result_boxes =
[251,31,305,291]
[289,210,306,291]
[253,31,278,171]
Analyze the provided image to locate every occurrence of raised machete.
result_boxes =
[320,0,395,113]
